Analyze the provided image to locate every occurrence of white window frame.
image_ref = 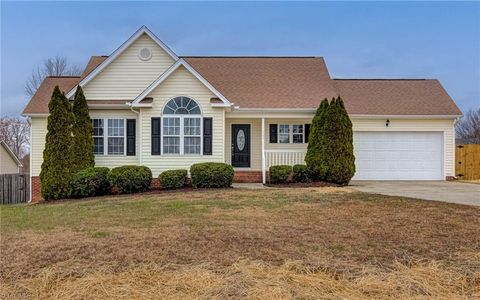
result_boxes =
[279,124,290,144]
[292,124,304,144]
[161,116,203,155]
[92,118,127,156]
[162,116,181,155]
[92,119,105,155]
[183,117,202,155]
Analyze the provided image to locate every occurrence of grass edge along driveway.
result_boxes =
[1,187,479,299]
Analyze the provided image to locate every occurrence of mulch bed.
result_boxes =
[265,181,340,188]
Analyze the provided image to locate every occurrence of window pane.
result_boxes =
[163,117,180,135]
[163,137,180,154]
[184,137,201,154]
[279,124,290,143]
[163,106,175,114]
[293,125,303,144]
[293,134,303,143]
[92,119,103,136]
[292,125,303,134]
[184,118,201,136]
[108,119,124,137]
[94,137,104,154]
[174,97,183,108]
[108,137,124,155]
[279,125,289,133]
[175,107,189,114]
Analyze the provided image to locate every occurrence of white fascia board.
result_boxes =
[22,113,49,117]
[132,59,232,106]
[132,60,182,104]
[66,26,178,99]
[88,104,131,110]
[232,108,460,119]
[350,114,462,119]
[210,103,231,107]
[235,108,316,112]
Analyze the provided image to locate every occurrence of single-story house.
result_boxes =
[23,26,462,201]
[0,141,23,174]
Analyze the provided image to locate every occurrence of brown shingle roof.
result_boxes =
[333,79,462,115]
[23,55,461,116]
[183,57,338,109]
[81,56,108,80]
[22,76,81,114]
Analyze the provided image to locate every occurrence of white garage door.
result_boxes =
[353,132,443,180]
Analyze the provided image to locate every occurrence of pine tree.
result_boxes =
[323,97,356,185]
[72,86,94,172]
[305,98,329,180]
[39,86,74,200]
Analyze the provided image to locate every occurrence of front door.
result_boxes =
[231,124,250,168]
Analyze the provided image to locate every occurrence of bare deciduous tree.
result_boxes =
[0,117,30,158]
[25,56,82,97]
[456,108,480,144]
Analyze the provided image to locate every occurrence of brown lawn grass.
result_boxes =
[1,187,479,299]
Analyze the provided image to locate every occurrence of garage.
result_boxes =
[353,131,443,180]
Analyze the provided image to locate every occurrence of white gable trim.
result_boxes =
[1,141,23,167]
[66,26,178,99]
[132,59,232,106]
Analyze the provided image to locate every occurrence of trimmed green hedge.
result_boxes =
[159,169,188,189]
[108,165,152,194]
[269,165,292,184]
[71,167,110,198]
[292,164,311,183]
[190,163,234,188]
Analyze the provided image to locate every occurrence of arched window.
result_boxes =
[162,96,202,155]
[163,96,201,115]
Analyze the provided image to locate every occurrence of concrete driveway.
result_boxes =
[351,181,480,207]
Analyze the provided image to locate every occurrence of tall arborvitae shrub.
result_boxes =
[40,86,75,200]
[72,86,94,172]
[323,97,355,185]
[305,98,329,180]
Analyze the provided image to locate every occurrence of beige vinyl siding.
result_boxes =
[89,110,140,168]
[140,66,225,177]
[1,146,20,174]
[225,118,262,170]
[224,113,456,178]
[83,33,175,100]
[30,117,47,176]
[30,111,140,177]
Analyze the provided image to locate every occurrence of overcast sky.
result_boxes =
[1,1,479,117]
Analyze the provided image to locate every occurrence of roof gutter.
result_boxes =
[232,108,461,119]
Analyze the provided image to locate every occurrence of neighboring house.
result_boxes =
[0,141,23,174]
[23,26,462,201]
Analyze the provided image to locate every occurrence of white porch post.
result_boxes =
[261,117,266,184]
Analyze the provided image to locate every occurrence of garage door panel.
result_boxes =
[353,132,443,180]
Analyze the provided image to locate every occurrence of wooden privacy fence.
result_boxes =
[456,144,480,180]
[0,174,29,204]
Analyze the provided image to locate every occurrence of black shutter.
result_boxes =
[151,118,161,155]
[269,124,278,143]
[126,119,136,156]
[304,124,311,143]
[203,117,213,155]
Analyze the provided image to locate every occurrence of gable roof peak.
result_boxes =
[65,25,178,99]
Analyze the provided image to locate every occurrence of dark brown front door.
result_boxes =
[231,124,250,168]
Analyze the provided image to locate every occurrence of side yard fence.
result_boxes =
[0,174,29,204]
[456,144,480,180]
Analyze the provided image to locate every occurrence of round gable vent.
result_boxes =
[139,47,152,61]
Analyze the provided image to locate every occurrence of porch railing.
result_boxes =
[264,150,307,168]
